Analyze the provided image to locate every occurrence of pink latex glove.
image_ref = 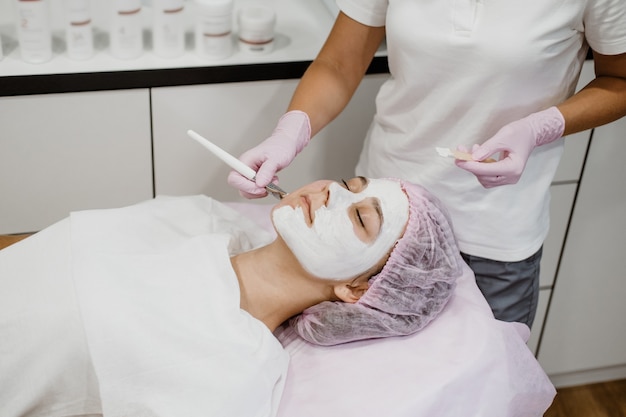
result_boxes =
[456,106,565,188]
[227,110,311,198]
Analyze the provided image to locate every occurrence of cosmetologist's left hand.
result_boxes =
[455,106,565,188]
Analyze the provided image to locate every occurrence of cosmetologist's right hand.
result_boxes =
[227,110,311,199]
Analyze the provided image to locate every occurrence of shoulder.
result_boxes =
[583,0,626,55]
[337,0,388,27]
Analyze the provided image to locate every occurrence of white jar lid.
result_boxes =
[196,0,234,16]
[238,6,276,32]
[116,0,141,13]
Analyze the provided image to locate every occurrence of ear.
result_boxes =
[334,281,369,304]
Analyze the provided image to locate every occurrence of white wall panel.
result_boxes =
[0,89,153,233]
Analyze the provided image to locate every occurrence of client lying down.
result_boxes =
[0,177,462,417]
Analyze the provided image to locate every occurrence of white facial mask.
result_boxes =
[272,179,409,280]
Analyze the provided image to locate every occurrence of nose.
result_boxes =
[326,182,355,207]
[308,182,330,211]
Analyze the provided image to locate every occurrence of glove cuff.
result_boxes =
[276,110,312,154]
[531,106,565,147]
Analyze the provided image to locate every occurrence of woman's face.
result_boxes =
[271,177,409,280]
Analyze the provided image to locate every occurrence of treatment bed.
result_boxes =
[0,197,556,417]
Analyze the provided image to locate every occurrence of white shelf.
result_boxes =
[0,0,334,78]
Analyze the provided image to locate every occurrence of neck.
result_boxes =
[230,241,336,332]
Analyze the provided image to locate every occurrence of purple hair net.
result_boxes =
[289,179,464,346]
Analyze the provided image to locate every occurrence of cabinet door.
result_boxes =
[538,116,626,376]
[527,288,551,355]
[539,183,578,288]
[152,74,388,201]
[529,184,576,354]
[0,89,153,234]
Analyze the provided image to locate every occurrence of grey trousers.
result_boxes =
[461,247,542,328]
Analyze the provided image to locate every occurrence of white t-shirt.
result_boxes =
[339,0,626,261]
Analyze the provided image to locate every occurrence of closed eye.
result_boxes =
[356,209,365,228]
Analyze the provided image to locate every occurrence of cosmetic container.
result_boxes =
[195,0,234,60]
[237,5,276,55]
[110,0,143,60]
[65,0,94,60]
[153,0,185,58]
[15,0,53,64]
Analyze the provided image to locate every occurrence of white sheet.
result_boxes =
[0,196,556,417]
[1,196,289,417]
[70,196,288,417]
[0,219,102,417]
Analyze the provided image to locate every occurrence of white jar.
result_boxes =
[65,0,94,60]
[237,5,276,55]
[15,0,53,64]
[195,0,233,60]
[153,0,185,58]
[110,0,143,60]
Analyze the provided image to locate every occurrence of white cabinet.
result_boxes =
[537,115,626,386]
[0,89,153,234]
[151,73,389,201]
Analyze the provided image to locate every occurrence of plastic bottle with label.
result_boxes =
[15,0,53,64]
[65,0,94,60]
[153,0,185,58]
[110,0,143,60]
[195,0,234,60]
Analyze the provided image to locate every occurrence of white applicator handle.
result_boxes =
[187,130,257,181]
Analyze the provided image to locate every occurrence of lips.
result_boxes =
[300,195,313,225]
